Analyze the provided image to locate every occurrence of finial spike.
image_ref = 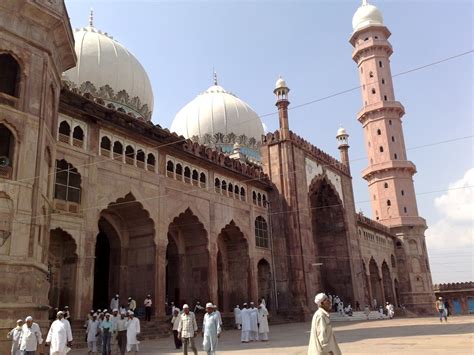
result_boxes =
[362,0,369,5]
[89,8,94,27]
[213,69,218,86]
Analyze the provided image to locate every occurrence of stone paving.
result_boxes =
[71,315,474,354]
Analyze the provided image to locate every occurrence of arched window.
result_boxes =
[257,193,262,206]
[58,121,71,143]
[192,169,199,186]
[240,187,246,201]
[394,153,398,159]
[72,126,84,148]
[214,178,221,193]
[147,153,156,171]
[253,191,257,204]
[221,180,227,195]
[100,136,111,156]
[175,163,183,179]
[255,216,269,248]
[228,183,233,197]
[113,141,123,161]
[387,200,391,206]
[377,129,381,135]
[0,124,14,179]
[234,184,239,196]
[0,54,20,97]
[262,194,267,207]
[369,71,374,78]
[136,150,145,168]
[371,88,376,94]
[391,136,395,142]
[384,182,388,188]
[166,160,174,177]
[125,145,135,165]
[199,172,206,188]
[54,160,81,203]
[401,190,405,196]
[379,146,384,152]
[184,166,191,183]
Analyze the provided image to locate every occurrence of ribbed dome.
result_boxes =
[63,26,154,120]
[171,83,264,161]
[336,127,348,137]
[352,0,384,32]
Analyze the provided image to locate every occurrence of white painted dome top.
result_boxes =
[275,76,288,90]
[337,126,348,137]
[352,0,384,32]
[63,14,154,120]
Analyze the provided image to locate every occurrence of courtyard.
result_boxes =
[71,315,474,354]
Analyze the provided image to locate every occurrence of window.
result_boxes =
[0,54,20,97]
[199,172,206,188]
[113,141,123,161]
[58,121,71,143]
[375,36,379,39]
[214,178,221,193]
[166,160,174,177]
[384,182,388,188]
[377,129,381,135]
[221,180,227,195]
[401,190,405,196]
[389,120,392,125]
[257,193,262,206]
[391,136,395,142]
[136,150,145,168]
[192,169,199,186]
[387,200,391,206]
[262,194,267,207]
[147,153,155,171]
[175,163,183,179]
[234,185,239,196]
[255,216,269,248]
[384,95,388,101]
[371,89,376,94]
[100,136,111,156]
[394,153,398,159]
[72,126,84,148]
[253,191,257,204]
[379,146,384,152]
[369,71,374,78]
[125,145,135,165]
[364,37,369,41]
[240,187,246,201]
[54,160,81,203]
[184,166,191,183]
[404,207,407,213]
[0,124,14,177]
[379,60,383,68]
[228,183,233,196]
[381,78,385,84]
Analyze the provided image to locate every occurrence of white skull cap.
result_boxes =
[183,304,189,309]
[206,302,213,308]
[314,293,328,306]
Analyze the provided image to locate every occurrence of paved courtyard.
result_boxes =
[71,315,473,354]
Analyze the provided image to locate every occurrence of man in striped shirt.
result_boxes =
[178,304,198,355]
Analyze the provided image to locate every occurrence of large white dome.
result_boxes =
[352,0,384,32]
[171,83,264,160]
[63,25,154,120]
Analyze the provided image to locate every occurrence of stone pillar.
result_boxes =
[154,241,166,317]
[76,229,97,318]
[208,242,218,305]
[249,257,258,302]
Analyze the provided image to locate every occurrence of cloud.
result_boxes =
[426,168,474,249]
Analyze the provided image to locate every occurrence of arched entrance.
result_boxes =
[93,193,155,309]
[166,208,209,306]
[369,258,383,308]
[309,178,353,302]
[217,221,250,312]
[257,258,272,310]
[382,261,395,305]
[48,229,78,311]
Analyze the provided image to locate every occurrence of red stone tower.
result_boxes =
[350,0,434,312]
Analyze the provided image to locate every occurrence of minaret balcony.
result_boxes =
[362,160,417,180]
[357,101,405,124]
[352,39,393,61]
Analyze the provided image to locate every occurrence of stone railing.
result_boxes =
[433,282,474,292]
[356,212,392,235]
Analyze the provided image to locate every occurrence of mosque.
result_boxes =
[0,0,435,349]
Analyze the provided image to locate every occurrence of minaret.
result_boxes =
[274,76,290,140]
[336,126,350,173]
[350,0,434,313]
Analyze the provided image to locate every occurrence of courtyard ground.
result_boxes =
[71,315,474,354]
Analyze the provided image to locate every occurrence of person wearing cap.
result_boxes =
[171,308,182,349]
[110,309,120,354]
[144,295,153,321]
[116,312,128,355]
[435,297,447,322]
[19,316,43,354]
[110,294,120,312]
[63,306,71,322]
[128,297,137,313]
[257,301,270,342]
[233,305,241,330]
[386,302,394,319]
[7,319,23,355]
[85,313,99,354]
[202,302,221,355]
[177,304,198,355]
[240,303,250,343]
[308,293,342,355]
[248,302,259,342]
[126,311,140,354]
[193,301,204,315]
[99,313,113,354]
[45,311,73,355]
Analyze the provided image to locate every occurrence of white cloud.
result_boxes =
[426,168,474,249]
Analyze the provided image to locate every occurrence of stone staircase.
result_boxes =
[329,311,388,322]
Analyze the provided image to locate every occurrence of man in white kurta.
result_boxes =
[233,305,242,329]
[248,303,259,342]
[240,303,251,343]
[202,303,221,355]
[257,304,269,341]
[19,316,43,354]
[308,293,342,355]
[126,311,140,354]
[86,314,99,353]
[110,295,120,313]
[7,319,23,355]
[46,311,73,355]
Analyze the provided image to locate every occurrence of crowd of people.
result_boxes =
[327,294,396,320]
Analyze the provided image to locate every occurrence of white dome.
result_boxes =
[275,77,287,89]
[171,84,264,160]
[63,26,154,120]
[336,127,348,137]
[352,1,384,32]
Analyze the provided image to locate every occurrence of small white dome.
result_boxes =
[336,127,348,137]
[171,84,264,160]
[275,76,287,89]
[352,1,384,32]
[63,26,154,120]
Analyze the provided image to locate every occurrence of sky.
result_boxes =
[65,0,473,284]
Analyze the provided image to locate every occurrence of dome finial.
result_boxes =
[362,0,369,5]
[213,68,218,86]
[89,8,94,27]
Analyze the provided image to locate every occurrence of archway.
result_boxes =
[382,261,395,305]
[309,177,352,302]
[257,258,272,310]
[217,221,250,312]
[166,208,209,306]
[48,229,78,311]
[93,193,155,310]
[369,258,383,308]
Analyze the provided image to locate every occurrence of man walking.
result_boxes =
[435,297,447,323]
[126,311,140,354]
[248,302,259,342]
[144,295,152,321]
[177,304,198,355]
[7,319,23,355]
[171,308,182,349]
[240,303,250,343]
[128,297,137,313]
[233,305,241,330]
[116,312,128,355]
[85,313,99,354]
[110,294,120,312]
[257,302,269,342]
[308,293,342,355]
[202,303,221,355]
[19,316,43,355]
[99,313,113,355]
[45,311,73,355]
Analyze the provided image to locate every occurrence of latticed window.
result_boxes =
[54,160,81,203]
[255,216,269,248]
